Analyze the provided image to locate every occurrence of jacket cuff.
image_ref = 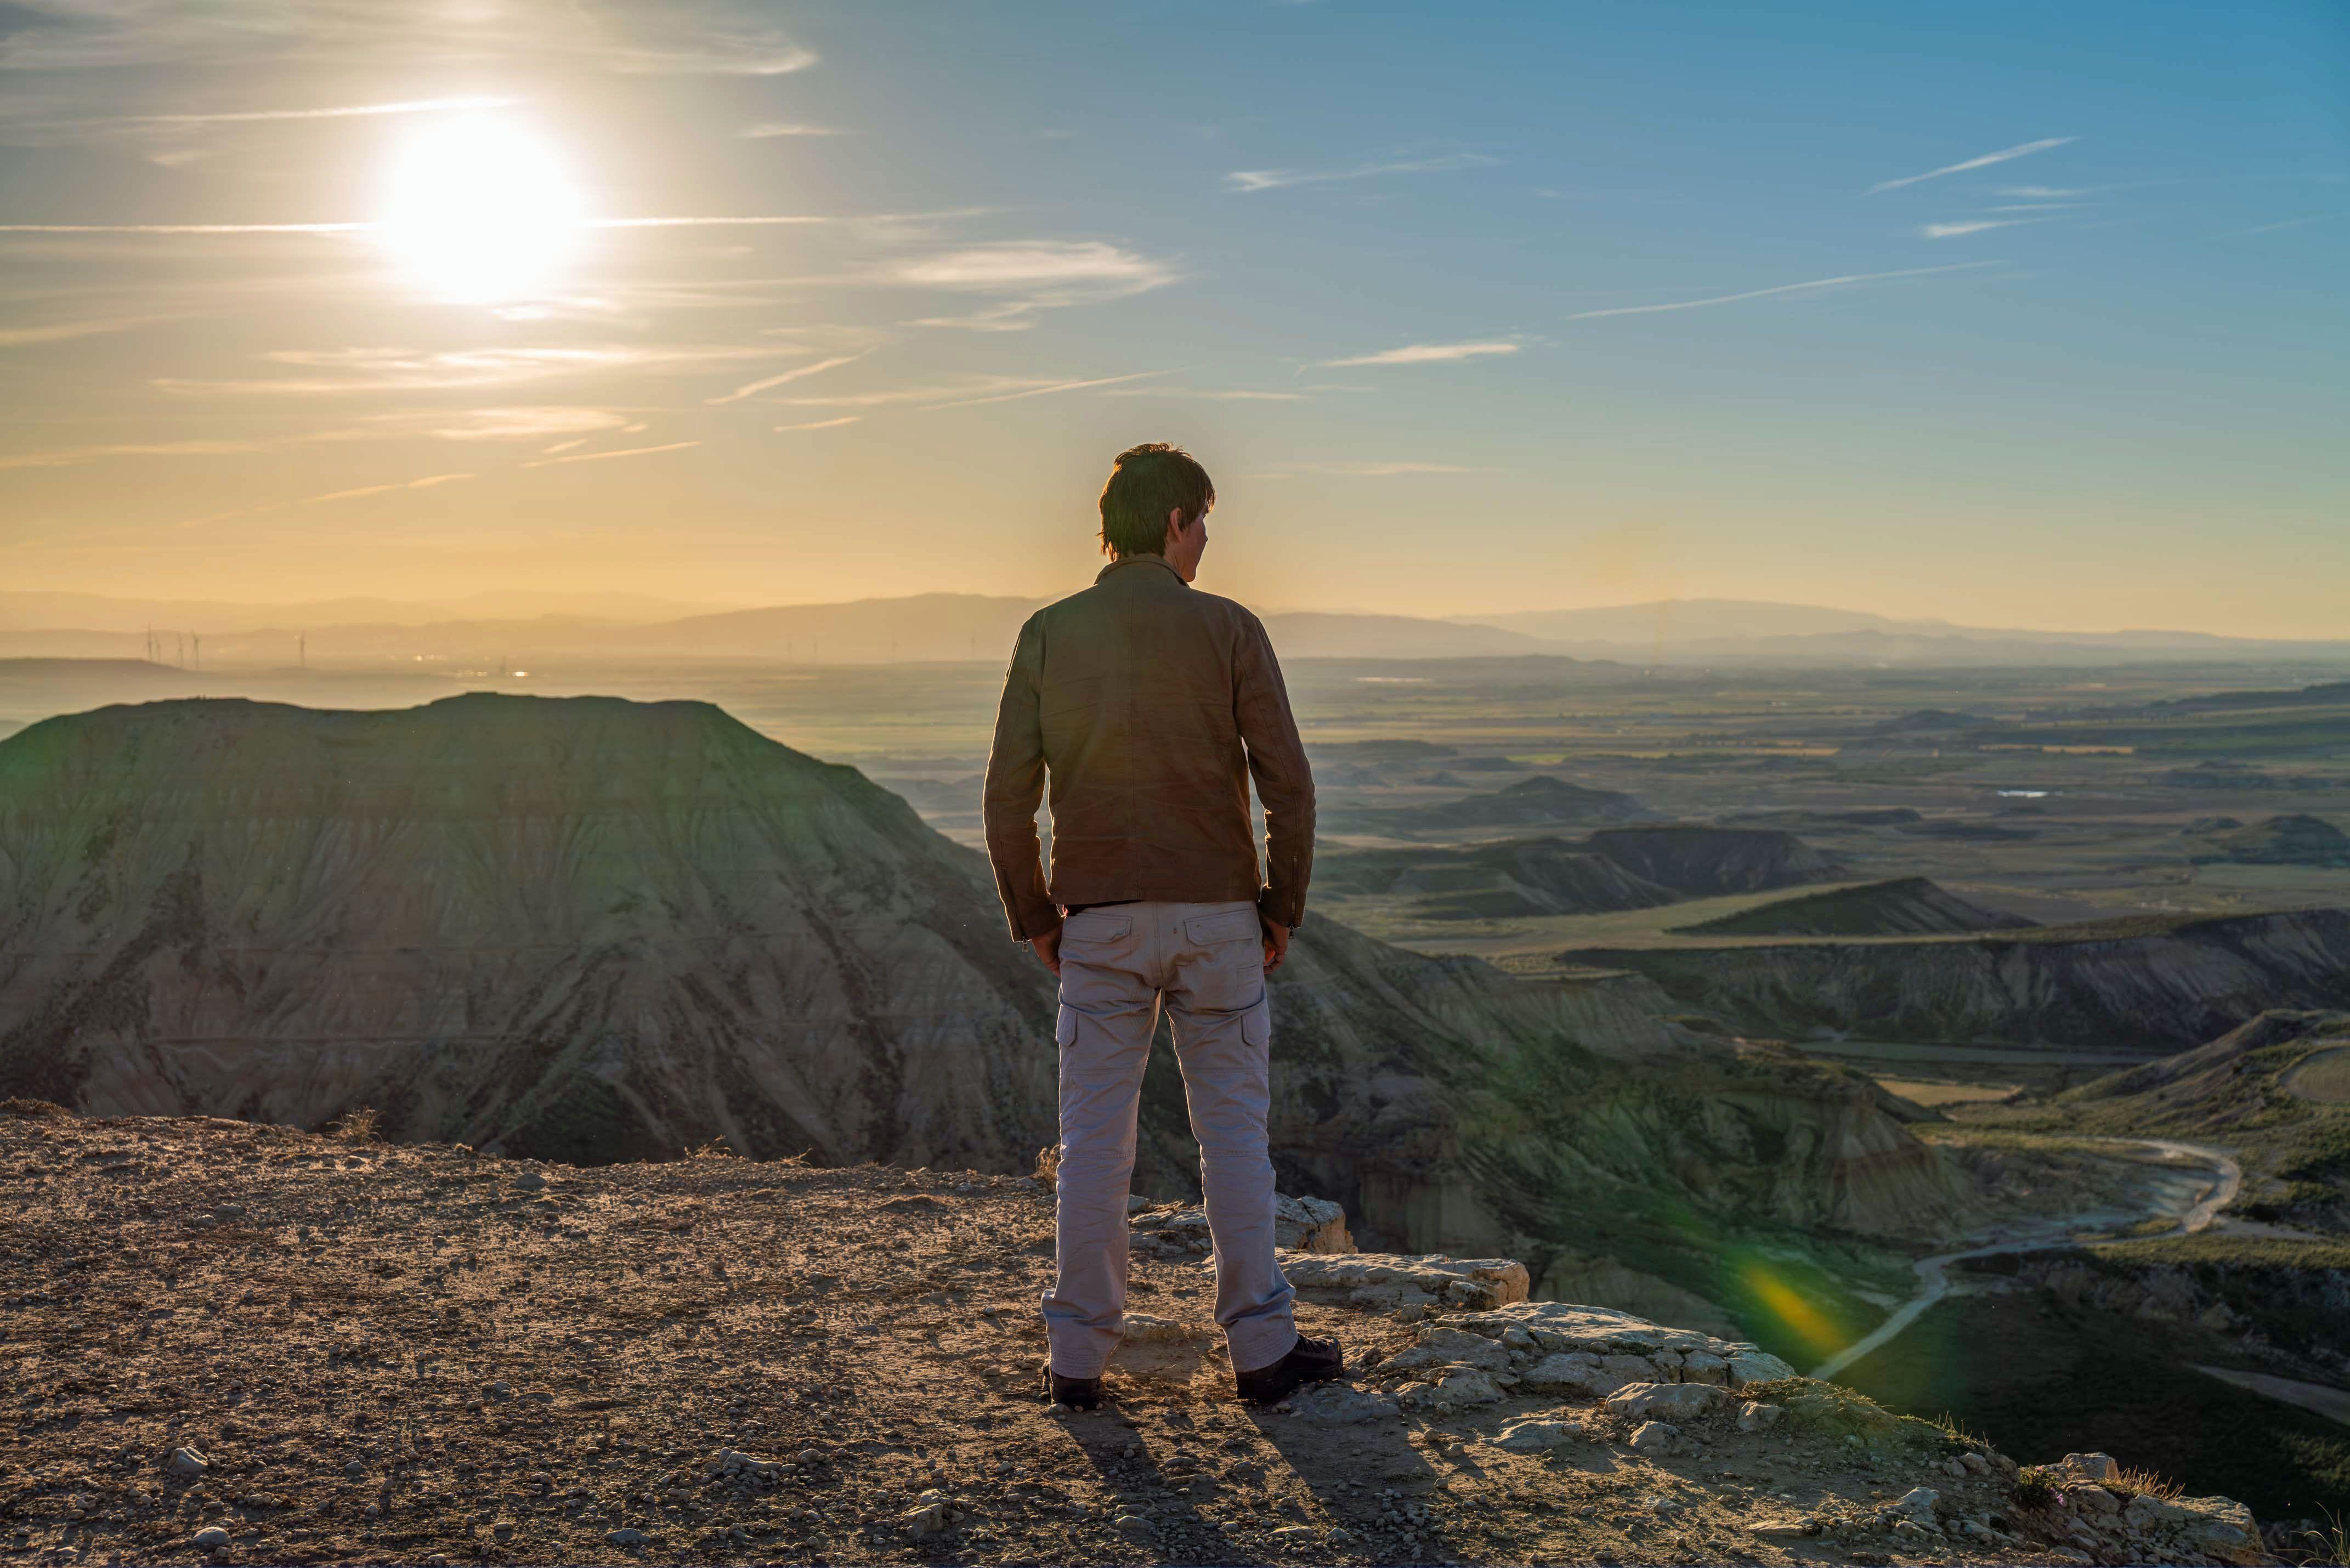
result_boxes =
[1257,893,1304,931]
[1013,903,1063,943]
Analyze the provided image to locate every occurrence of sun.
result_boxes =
[378,113,585,302]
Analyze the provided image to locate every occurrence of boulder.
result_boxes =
[1131,1193,1352,1259]
[1736,1401,1784,1432]
[1278,1252,1530,1311]
[1451,1301,1719,1356]
[1379,1326,1515,1377]
[2122,1494,2189,1530]
[1492,1418,1583,1452]
[2072,1484,2121,1519]
[1440,1303,1792,1386]
[1604,1382,1732,1422]
[1724,1348,1798,1386]
[1397,1368,1504,1412]
[1523,1351,1650,1397]
[2176,1497,2263,1566]
[2051,1452,2119,1485]
[164,1446,210,1480]
[1888,1487,1940,1524]
[1627,1420,1679,1453]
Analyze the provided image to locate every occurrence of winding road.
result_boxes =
[1809,1137,2241,1382]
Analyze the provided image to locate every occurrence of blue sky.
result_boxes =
[0,0,2343,631]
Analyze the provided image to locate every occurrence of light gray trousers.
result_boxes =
[1040,899,1299,1378]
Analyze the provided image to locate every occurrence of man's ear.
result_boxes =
[1164,505,1188,551]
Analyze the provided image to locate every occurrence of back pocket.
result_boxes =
[1183,908,1259,947]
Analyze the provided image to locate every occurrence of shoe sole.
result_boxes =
[1235,1361,1344,1405]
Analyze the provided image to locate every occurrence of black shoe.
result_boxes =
[1041,1363,1102,1409]
[1235,1334,1344,1405]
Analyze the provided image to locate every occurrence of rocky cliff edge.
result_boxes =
[0,1101,2275,1566]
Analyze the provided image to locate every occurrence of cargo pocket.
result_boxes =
[1055,1006,1079,1048]
[1241,995,1271,1048]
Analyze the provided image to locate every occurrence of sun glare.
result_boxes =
[378,113,585,302]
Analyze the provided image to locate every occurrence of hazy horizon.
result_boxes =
[2,2,2343,636]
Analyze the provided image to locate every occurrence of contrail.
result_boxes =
[1867,137,2075,195]
[1568,262,1999,320]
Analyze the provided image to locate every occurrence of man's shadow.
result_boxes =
[1036,1375,1448,1559]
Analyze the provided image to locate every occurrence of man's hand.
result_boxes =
[1028,924,1063,977]
[1260,915,1290,974]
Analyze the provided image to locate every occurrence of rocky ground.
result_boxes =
[0,1101,2280,1566]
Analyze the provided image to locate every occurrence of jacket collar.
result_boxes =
[1096,553,1187,587]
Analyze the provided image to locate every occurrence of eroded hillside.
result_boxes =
[1562,912,2350,1052]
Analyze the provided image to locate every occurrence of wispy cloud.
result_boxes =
[1567,262,1998,320]
[1315,461,1471,476]
[1101,387,1308,401]
[1866,138,2075,195]
[138,95,518,124]
[0,222,373,235]
[2216,211,2345,239]
[893,240,1179,331]
[0,216,830,236]
[1996,185,2095,199]
[1322,340,1519,367]
[1226,153,1494,193]
[303,472,475,504]
[919,371,1168,410]
[154,344,803,396]
[774,416,862,431]
[897,242,1174,292]
[523,440,701,469]
[365,406,637,442]
[1248,461,1475,479]
[0,313,184,346]
[180,469,480,528]
[740,122,844,138]
[1919,219,2037,239]
[705,354,866,406]
[601,19,817,76]
[0,439,264,472]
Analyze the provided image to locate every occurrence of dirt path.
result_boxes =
[1810,1137,2241,1382]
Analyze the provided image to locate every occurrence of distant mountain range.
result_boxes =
[4,590,2346,668]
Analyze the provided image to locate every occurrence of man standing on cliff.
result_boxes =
[983,442,1340,1409]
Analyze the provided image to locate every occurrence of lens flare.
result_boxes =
[1740,1260,1843,1356]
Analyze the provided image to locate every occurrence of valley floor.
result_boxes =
[0,1103,2236,1568]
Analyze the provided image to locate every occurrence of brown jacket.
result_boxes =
[982,554,1315,942]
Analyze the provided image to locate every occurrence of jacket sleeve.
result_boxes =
[1235,611,1315,929]
[982,614,1060,942]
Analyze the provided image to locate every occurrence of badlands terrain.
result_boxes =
[2,645,2348,1529]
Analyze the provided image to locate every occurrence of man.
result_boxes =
[983,442,1341,1409]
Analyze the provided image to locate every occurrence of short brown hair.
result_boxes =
[1098,443,1214,558]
